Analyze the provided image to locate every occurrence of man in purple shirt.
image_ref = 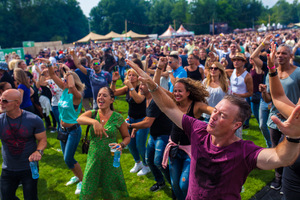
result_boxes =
[126,58,300,200]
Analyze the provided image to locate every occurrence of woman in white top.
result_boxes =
[203,62,230,122]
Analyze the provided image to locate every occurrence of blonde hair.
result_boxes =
[205,62,229,93]
[175,78,209,104]
[14,68,30,88]
[8,59,18,70]
[125,68,139,85]
[68,71,85,93]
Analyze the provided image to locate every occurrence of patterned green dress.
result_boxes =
[80,110,129,200]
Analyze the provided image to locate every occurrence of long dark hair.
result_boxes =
[99,87,115,110]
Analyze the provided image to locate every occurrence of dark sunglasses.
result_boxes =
[93,62,100,66]
[209,67,219,71]
[168,61,173,64]
[0,99,16,104]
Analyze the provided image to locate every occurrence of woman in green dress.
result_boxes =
[77,87,131,200]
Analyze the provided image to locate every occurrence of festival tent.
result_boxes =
[173,25,194,37]
[159,25,175,39]
[76,32,105,43]
[121,30,148,39]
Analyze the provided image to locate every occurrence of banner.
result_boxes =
[0,48,24,61]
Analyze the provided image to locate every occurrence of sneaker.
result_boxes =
[130,162,143,173]
[280,188,284,195]
[270,178,281,190]
[50,129,56,133]
[65,176,79,186]
[137,165,151,176]
[75,182,82,195]
[150,182,165,192]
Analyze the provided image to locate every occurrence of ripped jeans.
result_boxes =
[169,149,190,200]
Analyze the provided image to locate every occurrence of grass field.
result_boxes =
[3,81,275,200]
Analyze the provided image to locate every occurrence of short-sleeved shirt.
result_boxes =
[75,67,93,98]
[87,68,112,102]
[146,100,172,137]
[102,54,116,72]
[18,84,33,109]
[0,111,45,171]
[182,114,263,200]
[266,67,300,129]
[168,66,187,92]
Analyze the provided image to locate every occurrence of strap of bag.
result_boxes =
[84,109,98,140]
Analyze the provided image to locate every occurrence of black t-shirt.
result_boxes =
[146,99,172,137]
[126,86,146,119]
[0,71,15,88]
[102,54,116,72]
[282,156,300,198]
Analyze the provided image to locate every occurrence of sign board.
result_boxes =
[172,31,195,37]
[23,41,35,47]
[112,37,131,41]
[0,48,24,61]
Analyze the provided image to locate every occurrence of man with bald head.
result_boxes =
[0,89,47,200]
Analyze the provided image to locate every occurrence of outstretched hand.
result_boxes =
[271,105,300,139]
[267,42,276,69]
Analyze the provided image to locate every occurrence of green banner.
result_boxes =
[22,41,35,47]
[0,48,24,61]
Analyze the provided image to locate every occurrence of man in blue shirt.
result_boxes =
[167,53,187,92]
[71,51,112,109]
[74,57,93,111]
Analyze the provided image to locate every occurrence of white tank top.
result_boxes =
[230,69,248,94]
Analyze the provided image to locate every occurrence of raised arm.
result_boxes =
[268,42,295,118]
[257,105,300,170]
[70,49,87,75]
[126,59,184,129]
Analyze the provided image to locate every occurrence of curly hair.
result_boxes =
[175,78,209,104]
[205,62,229,93]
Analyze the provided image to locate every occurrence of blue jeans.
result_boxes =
[1,169,38,200]
[60,126,82,169]
[250,92,260,124]
[52,106,60,131]
[169,149,190,200]
[259,99,272,148]
[119,66,126,83]
[244,97,251,126]
[128,117,149,166]
[146,135,170,184]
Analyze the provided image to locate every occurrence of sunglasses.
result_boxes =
[0,99,16,104]
[55,70,60,73]
[168,61,173,64]
[209,67,219,71]
[93,62,100,66]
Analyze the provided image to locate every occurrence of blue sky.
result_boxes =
[77,0,295,17]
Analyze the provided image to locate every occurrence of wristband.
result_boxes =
[129,124,132,129]
[157,67,162,70]
[120,142,126,149]
[286,136,300,143]
[148,83,159,93]
[46,63,52,68]
[269,70,278,77]
[261,42,265,47]
[267,65,276,70]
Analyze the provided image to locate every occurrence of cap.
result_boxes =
[231,52,247,62]
[0,61,8,71]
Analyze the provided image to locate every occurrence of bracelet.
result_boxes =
[129,124,132,129]
[46,63,52,68]
[157,67,162,70]
[286,136,300,143]
[269,70,278,77]
[261,42,265,47]
[120,142,126,149]
[148,83,159,93]
[267,65,276,70]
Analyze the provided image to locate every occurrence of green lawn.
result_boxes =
[3,81,274,199]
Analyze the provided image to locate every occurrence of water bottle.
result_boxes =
[29,161,39,179]
[113,146,121,168]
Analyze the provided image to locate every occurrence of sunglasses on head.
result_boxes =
[209,67,219,71]
[0,98,16,104]
[93,62,100,66]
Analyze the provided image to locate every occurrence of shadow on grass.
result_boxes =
[39,178,68,200]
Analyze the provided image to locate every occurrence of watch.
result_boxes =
[37,150,44,156]
[129,88,135,91]
[167,70,172,74]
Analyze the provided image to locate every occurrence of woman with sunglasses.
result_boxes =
[202,62,230,122]
[151,57,213,200]
[111,59,150,176]
[77,87,130,200]
[39,58,85,194]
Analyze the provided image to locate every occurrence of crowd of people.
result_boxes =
[0,29,300,200]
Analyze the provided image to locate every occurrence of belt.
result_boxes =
[61,124,80,132]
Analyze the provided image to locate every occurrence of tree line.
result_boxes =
[0,0,299,49]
